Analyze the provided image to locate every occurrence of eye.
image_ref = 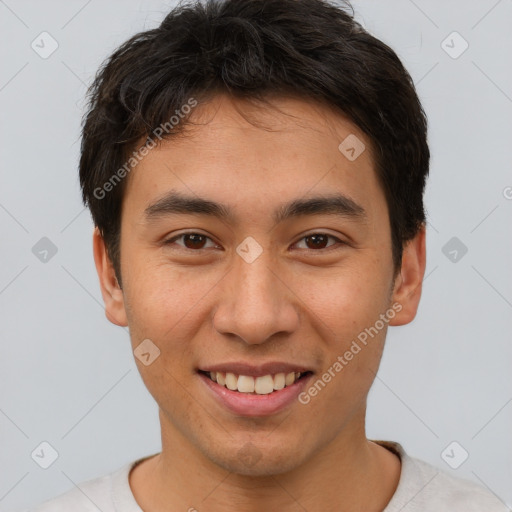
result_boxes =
[164,232,218,250]
[293,233,344,251]
[163,232,344,252]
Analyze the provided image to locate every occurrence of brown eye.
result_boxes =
[165,233,216,250]
[305,234,329,249]
[183,234,207,249]
[294,233,343,251]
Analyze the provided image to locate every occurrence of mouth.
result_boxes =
[198,369,313,395]
[196,362,315,416]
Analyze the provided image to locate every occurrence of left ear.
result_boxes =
[388,224,426,326]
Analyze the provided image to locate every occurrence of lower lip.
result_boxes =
[199,372,313,417]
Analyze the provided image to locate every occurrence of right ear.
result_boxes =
[92,228,128,327]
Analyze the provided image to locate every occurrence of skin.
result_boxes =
[94,93,426,511]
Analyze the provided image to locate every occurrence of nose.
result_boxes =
[212,249,299,345]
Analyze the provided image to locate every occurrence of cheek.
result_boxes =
[292,260,391,340]
[124,261,212,330]
[122,261,231,383]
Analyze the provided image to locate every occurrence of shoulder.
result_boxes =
[377,441,511,512]
[26,472,116,512]
[23,458,144,512]
[404,457,509,511]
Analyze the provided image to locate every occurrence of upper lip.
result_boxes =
[198,362,313,377]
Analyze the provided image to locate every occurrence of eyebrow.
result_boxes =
[144,190,367,225]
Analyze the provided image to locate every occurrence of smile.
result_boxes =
[199,370,311,395]
[197,363,314,416]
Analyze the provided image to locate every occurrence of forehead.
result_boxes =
[123,93,386,224]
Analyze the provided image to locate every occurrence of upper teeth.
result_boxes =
[208,371,302,394]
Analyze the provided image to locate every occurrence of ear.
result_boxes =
[92,228,128,327]
[388,224,427,326]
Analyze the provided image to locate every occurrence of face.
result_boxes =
[95,93,425,476]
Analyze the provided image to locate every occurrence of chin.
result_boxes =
[203,438,310,477]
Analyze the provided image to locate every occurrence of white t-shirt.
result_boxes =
[23,441,510,511]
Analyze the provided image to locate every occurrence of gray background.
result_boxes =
[1,0,511,509]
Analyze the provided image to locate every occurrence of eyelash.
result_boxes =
[163,232,345,252]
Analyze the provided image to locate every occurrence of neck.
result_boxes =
[130,411,401,511]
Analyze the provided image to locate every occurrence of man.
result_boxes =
[27,0,509,510]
